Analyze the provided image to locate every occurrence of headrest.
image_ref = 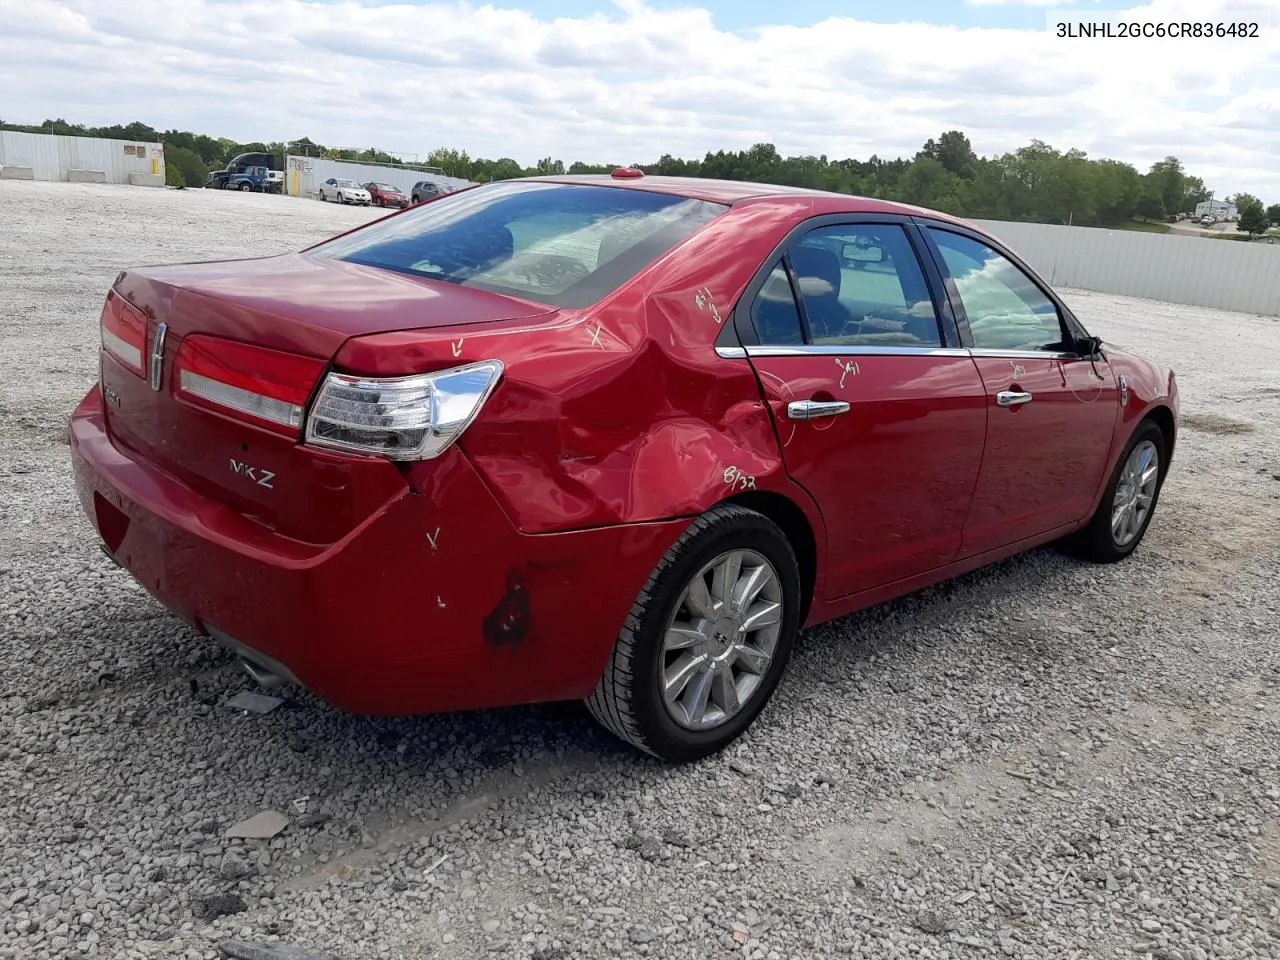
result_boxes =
[790,245,841,299]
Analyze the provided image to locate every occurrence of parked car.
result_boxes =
[411,180,443,204]
[68,170,1179,763]
[364,182,410,208]
[318,178,371,205]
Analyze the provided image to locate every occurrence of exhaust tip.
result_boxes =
[240,656,287,689]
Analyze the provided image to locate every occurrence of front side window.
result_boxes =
[789,225,943,347]
[309,181,726,309]
[927,229,1066,352]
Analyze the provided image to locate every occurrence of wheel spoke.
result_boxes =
[733,564,773,613]
[741,600,782,633]
[683,574,719,620]
[712,668,741,718]
[710,551,743,607]
[734,642,771,675]
[682,666,714,726]
[664,623,706,650]
[1111,502,1127,534]
[663,652,706,701]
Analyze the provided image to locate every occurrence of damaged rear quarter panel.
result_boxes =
[460,198,818,534]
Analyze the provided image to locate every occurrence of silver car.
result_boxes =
[318,178,372,205]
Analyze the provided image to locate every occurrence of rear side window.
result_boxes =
[750,261,805,345]
[791,225,942,347]
[309,181,727,309]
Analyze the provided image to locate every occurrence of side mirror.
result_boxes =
[1074,335,1103,358]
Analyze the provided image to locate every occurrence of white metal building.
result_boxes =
[285,155,472,199]
[1195,199,1237,220]
[0,131,165,186]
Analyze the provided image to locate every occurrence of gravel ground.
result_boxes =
[2,180,1278,960]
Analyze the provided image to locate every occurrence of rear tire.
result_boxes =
[1064,419,1167,563]
[585,504,802,763]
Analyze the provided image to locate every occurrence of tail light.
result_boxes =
[305,360,504,461]
[174,335,326,438]
[100,291,148,378]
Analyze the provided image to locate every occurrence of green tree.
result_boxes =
[920,130,977,179]
[1146,157,1187,216]
[1234,193,1269,237]
[1134,186,1166,222]
[163,144,208,187]
[1266,203,1280,226]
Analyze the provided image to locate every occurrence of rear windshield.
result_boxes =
[306,181,727,309]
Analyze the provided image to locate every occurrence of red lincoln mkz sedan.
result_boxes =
[70,169,1178,762]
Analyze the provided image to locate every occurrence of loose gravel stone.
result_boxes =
[3,180,1280,960]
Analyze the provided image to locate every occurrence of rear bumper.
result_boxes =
[69,386,686,715]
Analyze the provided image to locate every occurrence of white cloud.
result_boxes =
[1,0,1277,200]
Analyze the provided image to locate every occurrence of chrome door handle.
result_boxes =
[995,390,1033,407]
[787,400,851,420]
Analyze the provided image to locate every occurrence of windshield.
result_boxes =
[307,181,727,309]
[335,179,362,188]
[372,183,398,191]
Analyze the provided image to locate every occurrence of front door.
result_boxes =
[920,225,1120,557]
[739,220,989,600]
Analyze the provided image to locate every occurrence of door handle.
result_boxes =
[995,390,1033,407]
[787,399,851,420]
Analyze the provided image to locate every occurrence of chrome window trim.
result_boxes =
[968,348,1080,360]
[715,345,1084,361]
[718,344,972,359]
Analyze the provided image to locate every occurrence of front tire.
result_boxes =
[1065,419,1167,563]
[585,504,801,763]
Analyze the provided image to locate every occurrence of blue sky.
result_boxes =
[2,0,1278,198]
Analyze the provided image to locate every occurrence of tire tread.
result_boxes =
[585,504,791,760]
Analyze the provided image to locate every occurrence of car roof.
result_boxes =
[519,173,970,224]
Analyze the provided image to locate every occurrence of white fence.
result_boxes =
[971,219,1280,317]
[285,155,472,199]
[0,132,164,184]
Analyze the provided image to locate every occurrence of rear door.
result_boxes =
[732,216,989,600]
[918,223,1120,556]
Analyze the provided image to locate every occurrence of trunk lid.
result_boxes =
[101,254,555,543]
[115,252,554,356]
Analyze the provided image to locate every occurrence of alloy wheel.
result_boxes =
[659,549,784,731]
[1111,439,1159,547]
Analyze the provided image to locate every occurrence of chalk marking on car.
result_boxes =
[588,323,603,348]
[722,466,757,491]
[694,286,722,324]
[451,338,464,357]
[426,528,440,551]
[835,358,861,388]
[757,370,798,447]
[1010,361,1026,378]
